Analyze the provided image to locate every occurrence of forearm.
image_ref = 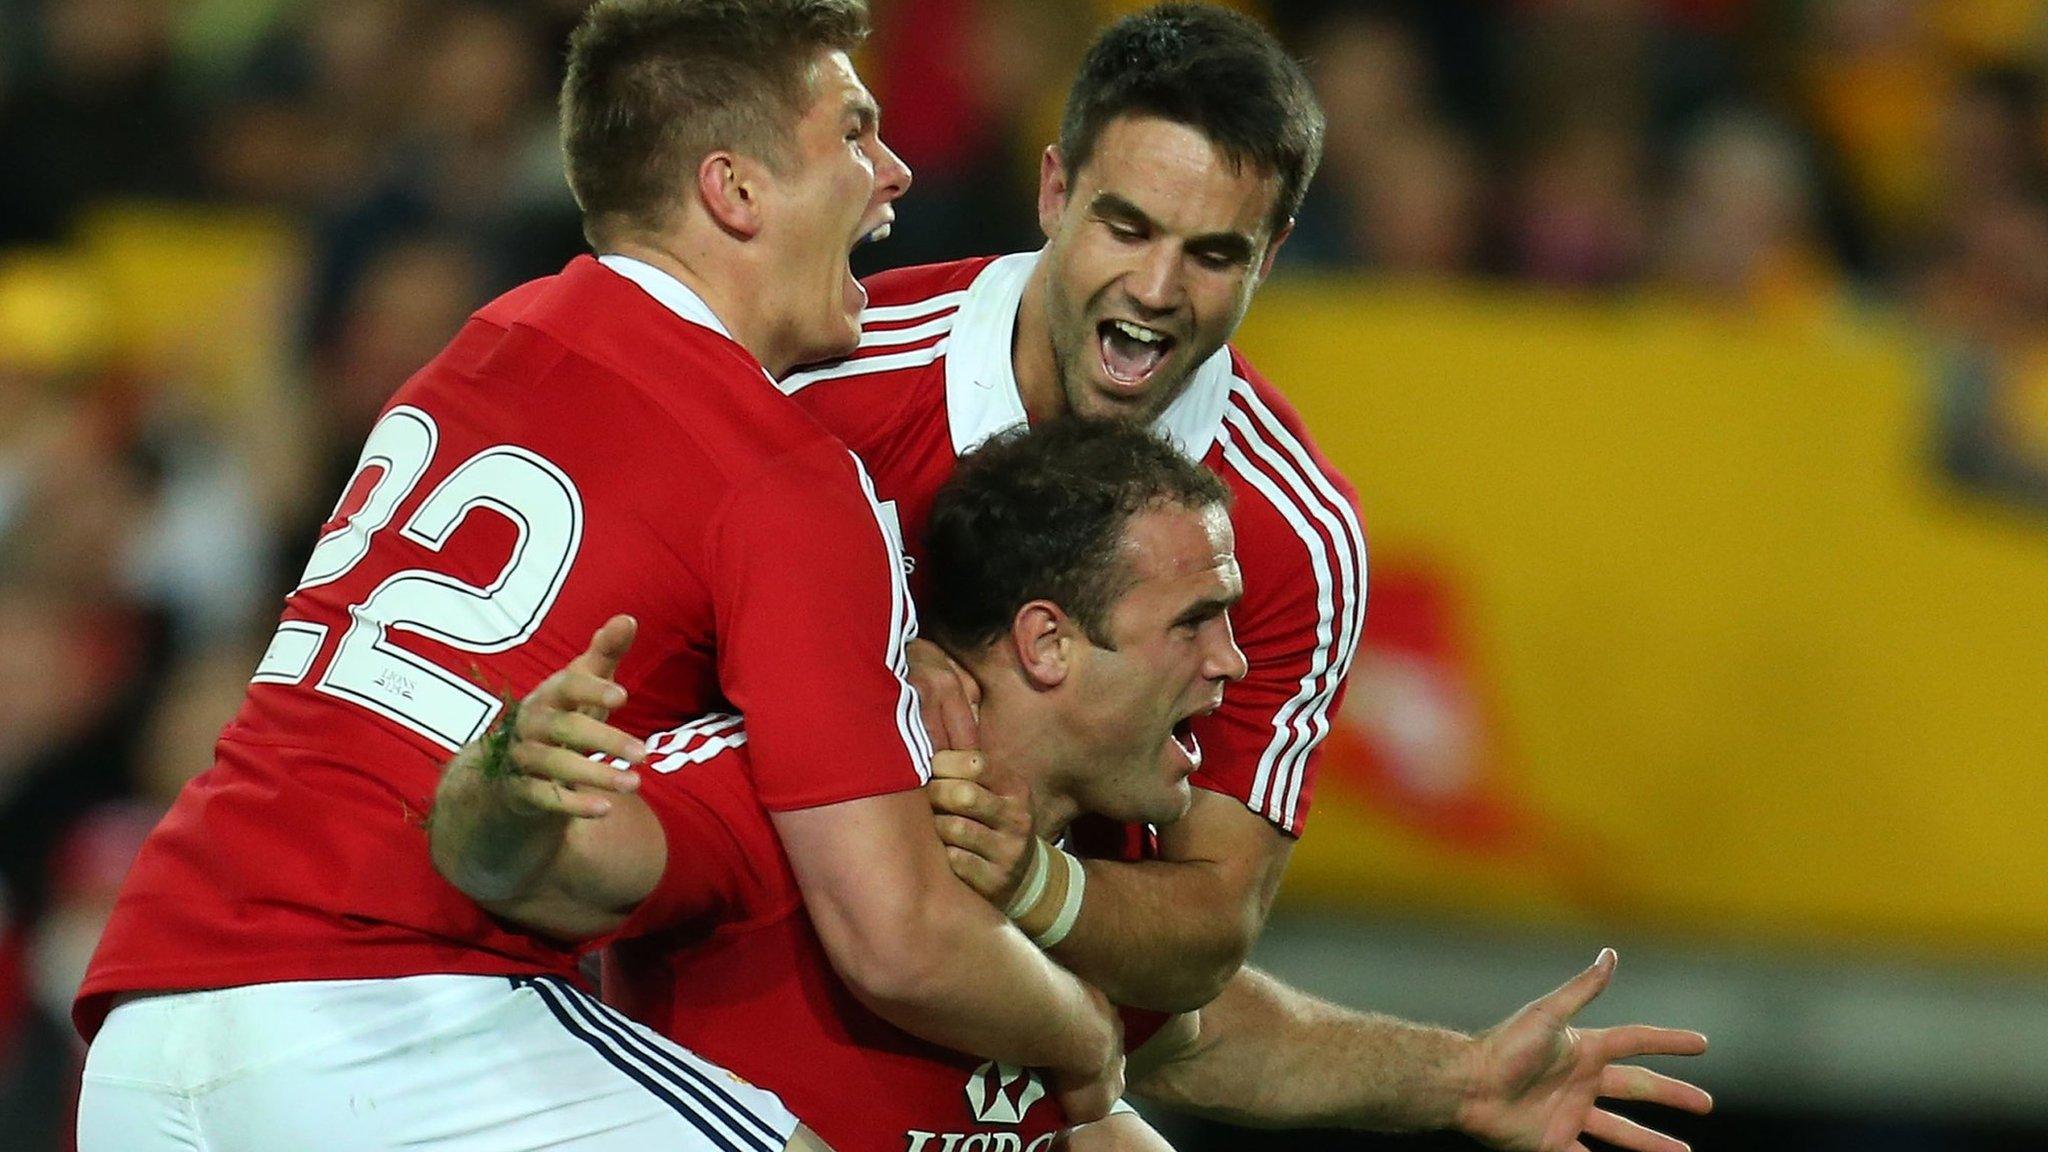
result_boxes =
[1048,855,1256,1012]
[430,755,572,907]
[1045,792,1293,1012]
[1132,967,1475,1132]
[865,879,1118,1072]
[430,756,664,940]
[775,792,1117,1076]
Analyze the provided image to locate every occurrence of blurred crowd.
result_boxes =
[3,0,2048,1146]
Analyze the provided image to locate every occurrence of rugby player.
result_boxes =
[779,1,1356,1019]
[455,418,1710,1152]
[73,3,1120,1149]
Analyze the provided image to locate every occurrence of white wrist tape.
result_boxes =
[1003,837,1052,920]
[1029,848,1086,949]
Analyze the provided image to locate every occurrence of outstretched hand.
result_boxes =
[462,613,649,819]
[1456,950,1712,1152]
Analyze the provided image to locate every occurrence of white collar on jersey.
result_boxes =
[943,248,1235,462]
[597,254,778,383]
[596,253,738,342]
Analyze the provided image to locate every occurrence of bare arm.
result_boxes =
[772,792,1125,1121]
[430,615,664,942]
[915,650,1290,1013]
[1130,957,1713,1152]
[1050,790,1292,1012]
[1128,966,1471,1131]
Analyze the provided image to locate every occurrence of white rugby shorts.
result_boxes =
[78,973,801,1152]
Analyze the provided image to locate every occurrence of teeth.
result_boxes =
[868,223,891,243]
[1110,319,1166,345]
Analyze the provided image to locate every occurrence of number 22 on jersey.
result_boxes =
[252,405,585,749]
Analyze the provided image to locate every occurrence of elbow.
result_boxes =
[823,887,973,1014]
[1160,952,1246,1015]
[428,823,489,902]
[1184,902,1264,1005]
[814,873,1043,1029]
[428,817,529,910]
[837,936,956,1019]
[425,828,509,901]
[1205,914,1261,994]
[1143,911,1258,1014]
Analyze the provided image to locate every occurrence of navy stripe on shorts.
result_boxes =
[513,976,783,1152]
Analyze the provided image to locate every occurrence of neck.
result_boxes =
[606,234,794,375]
[971,668,1083,839]
[1012,255,1068,426]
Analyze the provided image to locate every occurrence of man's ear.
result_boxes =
[1036,145,1071,240]
[1009,599,1073,688]
[698,151,767,239]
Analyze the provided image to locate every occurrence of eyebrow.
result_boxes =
[1088,192,1258,265]
[1171,588,1244,627]
[843,96,877,134]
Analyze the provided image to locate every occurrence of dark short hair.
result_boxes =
[560,0,870,248]
[923,419,1232,653]
[1057,3,1324,240]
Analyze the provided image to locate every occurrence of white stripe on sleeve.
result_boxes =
[778,339,950,395]
[850,452,935,779]
[859,290,968,325]
[1219,381,1367,830]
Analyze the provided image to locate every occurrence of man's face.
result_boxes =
[1036,115,1284,424]
[1060,501,1247,826]
[761,50,910,368]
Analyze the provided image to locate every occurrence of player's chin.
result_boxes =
[1146,778,1194,826]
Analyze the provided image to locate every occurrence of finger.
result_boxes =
[1540,947,1617,1020]
[945,845,1007,901]
[928,750,986,782]
[934,813,1015,859]
[509,775,615,820]
[510,742,644,794]
[919,685,980,752]
[534,669,628,711]
[1582,1107,1690,1152]
[1600,1065,1714,1114]
[1593,1025,1709,1060]
[934,676,980,750]
[517,705,647,763]
[908,639,981,751]
[927,778,1001,822]
[567,614,638,684]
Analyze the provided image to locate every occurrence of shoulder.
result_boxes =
[510,261,853,485]
[715,438,890,549]
[777,258,990,452]
[1210,349,1367,622]
[1214,349,1361,530]
[860,255,997,310]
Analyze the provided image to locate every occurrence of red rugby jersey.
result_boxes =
[75,256,930,1039]
[781,252,1367,836]
[604,715,1169,1152]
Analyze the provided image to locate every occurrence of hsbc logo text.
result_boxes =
[901,1135,1055,1152]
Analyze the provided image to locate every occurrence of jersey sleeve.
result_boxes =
[709,441,933,811]
[1187,466,1367,836]
[604,714,759,942]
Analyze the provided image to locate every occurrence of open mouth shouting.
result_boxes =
[1168,716,1203,775]
[1098,317,1177,390]
[843,210,894,314]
